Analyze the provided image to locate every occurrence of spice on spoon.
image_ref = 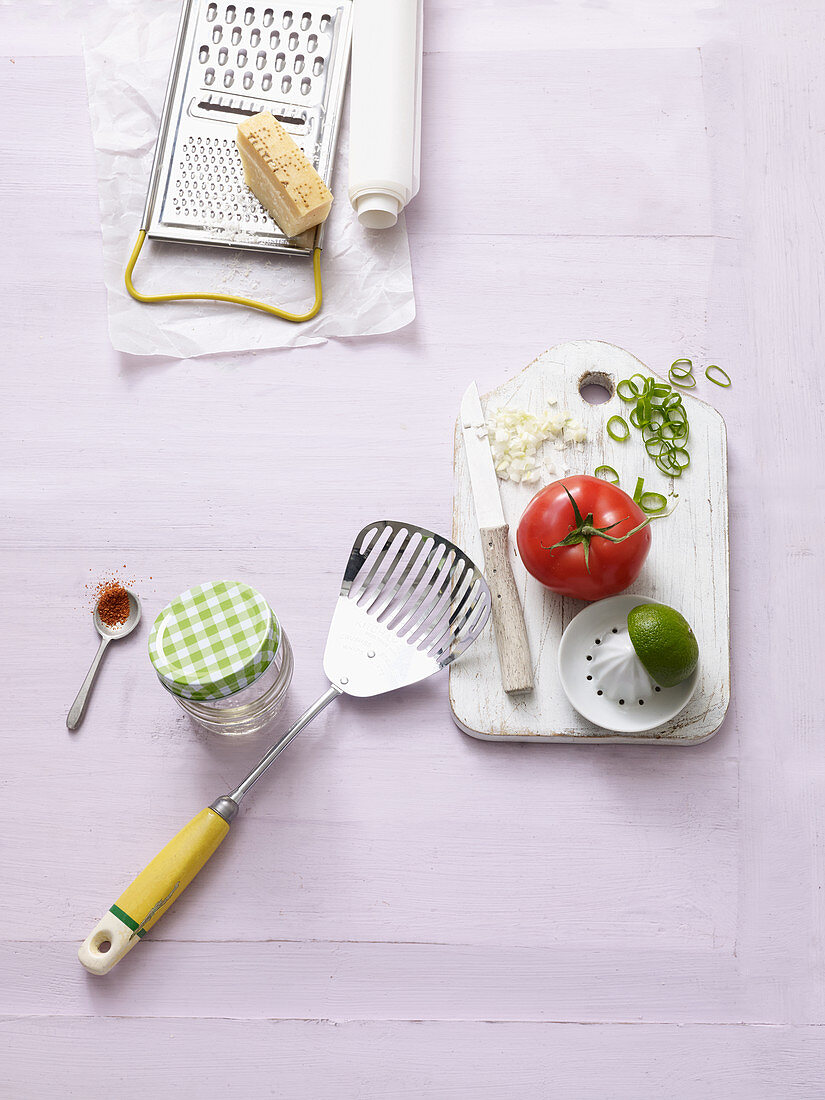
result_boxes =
[95,581,131,627]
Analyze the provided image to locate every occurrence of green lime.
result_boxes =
[627,602,699,688]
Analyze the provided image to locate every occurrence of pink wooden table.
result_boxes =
[2,0,823,1094]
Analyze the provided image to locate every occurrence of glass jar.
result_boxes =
[149,581,293,736]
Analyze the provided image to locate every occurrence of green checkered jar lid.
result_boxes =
[149,581,280,702]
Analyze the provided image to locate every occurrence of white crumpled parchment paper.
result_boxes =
[82,0,415,357]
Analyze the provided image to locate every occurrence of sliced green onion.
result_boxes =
[705,364,732,387]
[656,446,690,476]
[639,491,668,514]
[594,465,620,484]
[606,415,630,442]
[642,422,672,441]
[668,358,696,389]
[617,379,639,402]
[645,436,675,458]
[631,476,669,513]
[660,421,688,441]
[656,453,682,476]
[669,369,696,389]
[615,372,692,481]
[669,358,694,378]
[636,408,665,431]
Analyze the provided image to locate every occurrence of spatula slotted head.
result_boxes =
[322,521,492,697]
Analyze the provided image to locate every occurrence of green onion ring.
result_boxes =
[705,364,732,387]
[669,358,694,377]
[643,430,673,447]
[606,415,631,442]
[594,465,620,484]
[660,421,688,441]
[645,437,676,459]
[656,453,683,476]
[639,491,668,514]
[668,358,696,389]
[616,379,639,402]
[636,409,665,433]
[669,368,697,389]
[616,372,692,482]
[642,421,675,440]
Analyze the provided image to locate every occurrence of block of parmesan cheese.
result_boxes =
[236,112,333,238]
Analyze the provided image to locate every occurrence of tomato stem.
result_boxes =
[540,487,651,573]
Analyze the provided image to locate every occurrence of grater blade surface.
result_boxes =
[143,0,353,257]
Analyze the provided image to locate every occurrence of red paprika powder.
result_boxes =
[95,581,131,627]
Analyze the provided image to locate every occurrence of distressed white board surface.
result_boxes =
[451,340,729,744]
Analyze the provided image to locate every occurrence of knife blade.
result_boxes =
[460,381,534,694]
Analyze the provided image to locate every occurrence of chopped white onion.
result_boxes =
[485,402,588,483]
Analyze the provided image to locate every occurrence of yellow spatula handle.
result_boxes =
[78,806,231,975]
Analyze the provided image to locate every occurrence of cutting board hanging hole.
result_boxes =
[578,371,615,405]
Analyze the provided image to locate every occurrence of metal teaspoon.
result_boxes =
[67,590,142,730]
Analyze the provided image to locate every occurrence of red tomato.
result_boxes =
[516,475,651,601]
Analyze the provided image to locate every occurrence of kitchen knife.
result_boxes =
[460,381,534,693]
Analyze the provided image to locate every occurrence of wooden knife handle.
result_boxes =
[479,525,534,693]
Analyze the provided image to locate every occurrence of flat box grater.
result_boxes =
[141,0,353,257]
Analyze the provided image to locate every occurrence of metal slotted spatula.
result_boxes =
[79,521,492,974]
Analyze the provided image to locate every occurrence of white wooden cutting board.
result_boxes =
[450,340,729,745]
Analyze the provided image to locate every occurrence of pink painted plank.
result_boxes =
[1,1018,824,1099]
[724,0,825,1027]
[416,48,711,237]
[3,942,747,1022]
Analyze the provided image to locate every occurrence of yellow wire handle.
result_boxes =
[124,230,323,322]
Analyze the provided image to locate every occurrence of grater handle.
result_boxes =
[480,525,534,694]
[78,805,233,975]
[125,232,324,322]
